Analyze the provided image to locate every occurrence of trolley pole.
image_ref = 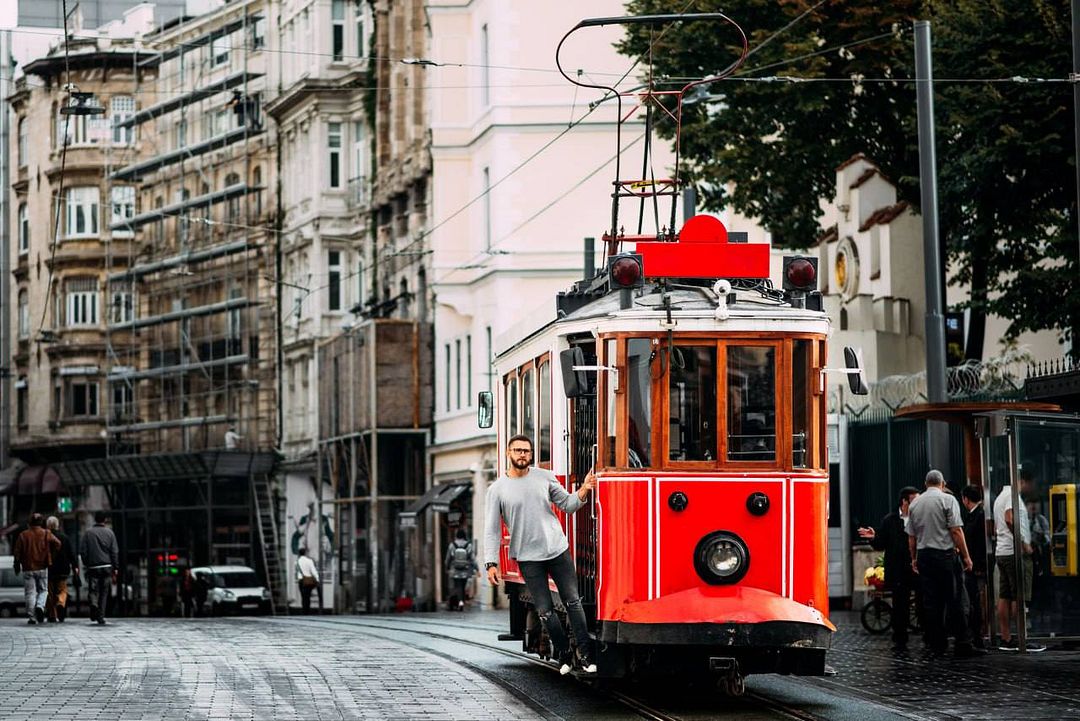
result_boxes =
[914,21,950,473]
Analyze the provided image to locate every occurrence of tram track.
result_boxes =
[266,614,825,721]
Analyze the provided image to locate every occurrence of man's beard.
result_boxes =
[510,457,531,470]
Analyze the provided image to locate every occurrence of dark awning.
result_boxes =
[14,466,61,495]
[403,481,471,515]
[53,451,277,486]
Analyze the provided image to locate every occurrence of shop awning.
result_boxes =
[402,481,471,515]
[12,466,62,495]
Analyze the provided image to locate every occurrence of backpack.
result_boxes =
[450,540,473,572]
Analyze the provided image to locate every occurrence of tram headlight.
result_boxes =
[694,531,750,585]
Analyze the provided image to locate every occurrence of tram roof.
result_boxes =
[497,284,829,360]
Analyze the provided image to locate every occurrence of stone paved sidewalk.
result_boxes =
[0,618,546,721]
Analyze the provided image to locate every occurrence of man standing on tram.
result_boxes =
[484,434,598,674]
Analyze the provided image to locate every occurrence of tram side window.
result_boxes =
[792,340,811,468]
[669,345,717,461]
[626,338,653,467]
[605,339,617,466]
[538,361,551,465]
[727,346,776,462]
[506,375,519,438]
[522,367,535,448]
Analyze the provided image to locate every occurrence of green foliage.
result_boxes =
[618,0,1077,343]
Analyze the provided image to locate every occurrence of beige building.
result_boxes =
[8,10,157,468]
[424,0,675,607]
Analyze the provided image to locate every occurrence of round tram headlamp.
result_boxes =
[609,255,643,288]
[694,531,750,585]
[782,256,817,291]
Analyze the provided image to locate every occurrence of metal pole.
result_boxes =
[1072,0,1080,345]
[914,21,950,471]
[369,323,380,613]
[1007,420,1027,653]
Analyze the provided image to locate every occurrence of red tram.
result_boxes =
[476,14,868,690]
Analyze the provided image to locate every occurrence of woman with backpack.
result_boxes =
[444,529,478,611]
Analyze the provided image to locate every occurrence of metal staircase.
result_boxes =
[251,473,284,614]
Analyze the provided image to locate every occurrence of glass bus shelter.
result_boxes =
[976,411,1080,650]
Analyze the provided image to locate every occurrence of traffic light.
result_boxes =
[156,553,180,576]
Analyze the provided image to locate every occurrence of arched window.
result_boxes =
[18,204,28,254]
[839,307,849,331]
[398,278,410,318]
[416,267,427,320]
[225,172,242,223]
[18,118,28,167]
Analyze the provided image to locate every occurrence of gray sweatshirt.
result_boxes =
[484,467,584,565]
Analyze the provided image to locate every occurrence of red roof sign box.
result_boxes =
[636,215,769,279]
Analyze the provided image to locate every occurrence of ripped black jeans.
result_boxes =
[518,550,594,664]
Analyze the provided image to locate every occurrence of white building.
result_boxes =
[425,0,675,607]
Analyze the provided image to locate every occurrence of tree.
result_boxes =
[618,0,1077,354]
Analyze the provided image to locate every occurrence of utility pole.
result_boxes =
[914,21,950,472]
[1072,0,1080,356]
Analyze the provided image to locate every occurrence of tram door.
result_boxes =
[568,342,599,623]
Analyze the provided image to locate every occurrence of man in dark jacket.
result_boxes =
[81,510,119,625]
[961,485,988,648]
[13,513,61,624]
[858,486,920,648]
[44,516,79,622]
[444,529,478,611]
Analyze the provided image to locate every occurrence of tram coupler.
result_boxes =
[710,657,745,697]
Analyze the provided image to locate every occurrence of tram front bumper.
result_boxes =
[599,585,834,649]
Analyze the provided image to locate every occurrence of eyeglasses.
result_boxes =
[509,448,533,455]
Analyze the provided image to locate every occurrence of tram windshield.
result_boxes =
[601,334,825,472]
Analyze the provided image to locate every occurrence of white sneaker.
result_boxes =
[581,663,597,674]
[559,663,572,676]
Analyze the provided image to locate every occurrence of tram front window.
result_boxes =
[669,345,717,461]
[627,338,653,467]
[727,346,776,462]
[792,339,810,468]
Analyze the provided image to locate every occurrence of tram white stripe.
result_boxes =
[789,478,796,600]
[647,477,654,600]
[654,478,662,599]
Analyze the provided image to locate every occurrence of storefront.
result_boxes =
[977,411,1080,645]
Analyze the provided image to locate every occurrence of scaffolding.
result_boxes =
[101,1,282,603]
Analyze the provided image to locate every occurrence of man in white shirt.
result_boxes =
[295,548,320,614]
[993,471,1044,652]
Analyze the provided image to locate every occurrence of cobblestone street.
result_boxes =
[0,617,547,721]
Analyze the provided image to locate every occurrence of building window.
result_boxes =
[110,186,135,238]
[485,326,492,391]
[111,382,133,423]
[16,379,27,427]
[18,118,27,167]
[445,343,452,412]
[251,16,266,49]
[110,96,135,145]
[328,250,342,311]
[65,187,100,238]
[355,4,366,58]
[17,290,29,339]
[328,122,342,188]
[332,0,346,61]
[466,334,472,402]
[211,33,230,67]
[111,290,134,324]
[351,120,365,189]
[176,118,187,149]
[252,167,263,218]
[481,24,490,107]
[225,173,242,223]
[66,277,99,326]
[18,204,29,254]
[68,380,99,418]
[456,339,462,410]
[57,102,103,146]
[227,287,243,341]
[482,167,491,250]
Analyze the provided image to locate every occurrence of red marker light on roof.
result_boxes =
[609,254,643,288]
[783,256,817,291]
[168,554,178,562]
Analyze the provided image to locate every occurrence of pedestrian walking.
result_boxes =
[13,513,60,625]
[445,529,478,611]
[858,486,920,650]
[484,434,598,675]
[179,568,197,618]
[81,510,119,625]
[906,470,982,658]
[44,516,79,623]
[960,485,988,647]
[295,547,320,615]
[993,470,1046,652]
